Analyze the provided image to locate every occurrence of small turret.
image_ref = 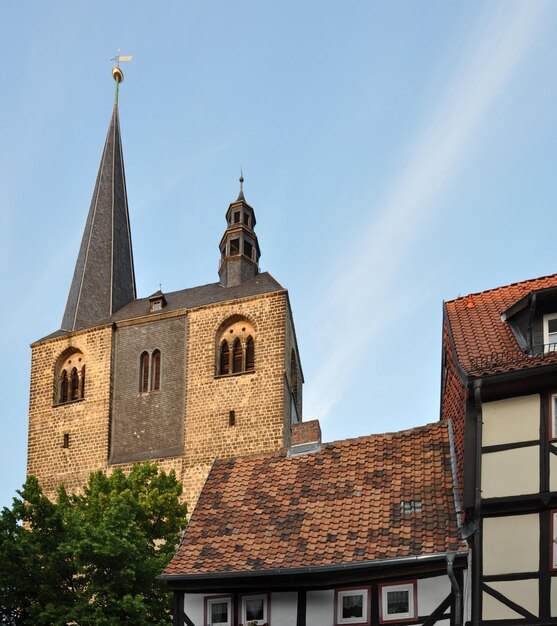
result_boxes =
[218,175,261,287]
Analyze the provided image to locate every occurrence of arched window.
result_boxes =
[232,338,243,373]
[55,348,86,404]
[246,336,255,371]
[70,368,79,401]
[140,352,150,393]
[60,370,68,403]
[216,317,256,376]
[151,350,161,391]
[220,341,230,375]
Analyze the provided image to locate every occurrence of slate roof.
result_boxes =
[163,421,466,578]
[38,272,284,343]
[61,104,136,332]
[445,273,557,376]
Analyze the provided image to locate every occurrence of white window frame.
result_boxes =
[240,593,268,625]
[543,313,557,352]
[206,595,232,626]
[379,582,416,623]
[550,394,557,440]
[335,587,370,625]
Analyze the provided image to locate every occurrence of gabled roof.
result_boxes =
[61,104,136,332]
[163,421,465,578]
[445,273,557,376]
[37,272,284,343]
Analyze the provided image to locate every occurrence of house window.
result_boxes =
[233,211,241,224]
[241,594,268,625]
[243,212,250,226]
[216,318,256,377]
[379,582,416,623]
[335,587,370,625]
[550,394,557,440]
[206,595,232,626]
[543,314,557,352]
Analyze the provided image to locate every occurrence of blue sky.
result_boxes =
[1,1,556,509]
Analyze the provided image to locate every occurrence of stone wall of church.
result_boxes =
[181,290,289,507]
[27,326,113,499]
[110,315,187,463]
[27,289,301,512]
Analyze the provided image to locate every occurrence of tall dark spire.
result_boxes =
[61,68,136,331]
[218,175,261,288]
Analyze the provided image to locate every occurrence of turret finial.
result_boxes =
[237,168,245,201]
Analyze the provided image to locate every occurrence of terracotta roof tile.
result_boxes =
[445,273,557,376]
[164,422,466,577]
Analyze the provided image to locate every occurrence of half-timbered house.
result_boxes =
[442,273,557,624]
[162,420,468,626]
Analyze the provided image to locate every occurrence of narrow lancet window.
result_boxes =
[151,350,161,391]
[232,338,243,373]
[140,352,150,393]
[220,341,230,375]
[70,368,79,401]
[60,370,68,403]
[246,337,255,371]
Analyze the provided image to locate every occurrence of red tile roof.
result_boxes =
[164,422,466,577]
[445,273,557,376]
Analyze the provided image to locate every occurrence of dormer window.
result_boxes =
[148,290,167,313]
[544,314,557,352]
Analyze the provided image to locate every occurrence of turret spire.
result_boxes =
[237,169,245,201]
[61,66,136,331]
[218,175,261,288]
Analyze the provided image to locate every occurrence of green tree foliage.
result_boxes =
[0,463,187,625]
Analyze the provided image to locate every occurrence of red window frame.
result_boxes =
[378,580,417,624]
[334,586,371,626]
[204,595,233,626]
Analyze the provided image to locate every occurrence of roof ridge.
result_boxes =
[446,272,557,304]
[211,420,447,466]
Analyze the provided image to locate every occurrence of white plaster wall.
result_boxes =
[481,446,539,498]
[482,395,539,446]
[417,575,451,615]
[306,589,335,626]
[483,591,523,620]
[483,514,539,574]
[551,577,557,617]
[271,592,298,626]
[184,593,204,625]
[484,580,538,618]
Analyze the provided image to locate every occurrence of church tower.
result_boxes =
[26,67,304,507]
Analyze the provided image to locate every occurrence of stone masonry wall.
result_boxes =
[181,290,288,507]
[28,289,300,514]
[27,326,113,499]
